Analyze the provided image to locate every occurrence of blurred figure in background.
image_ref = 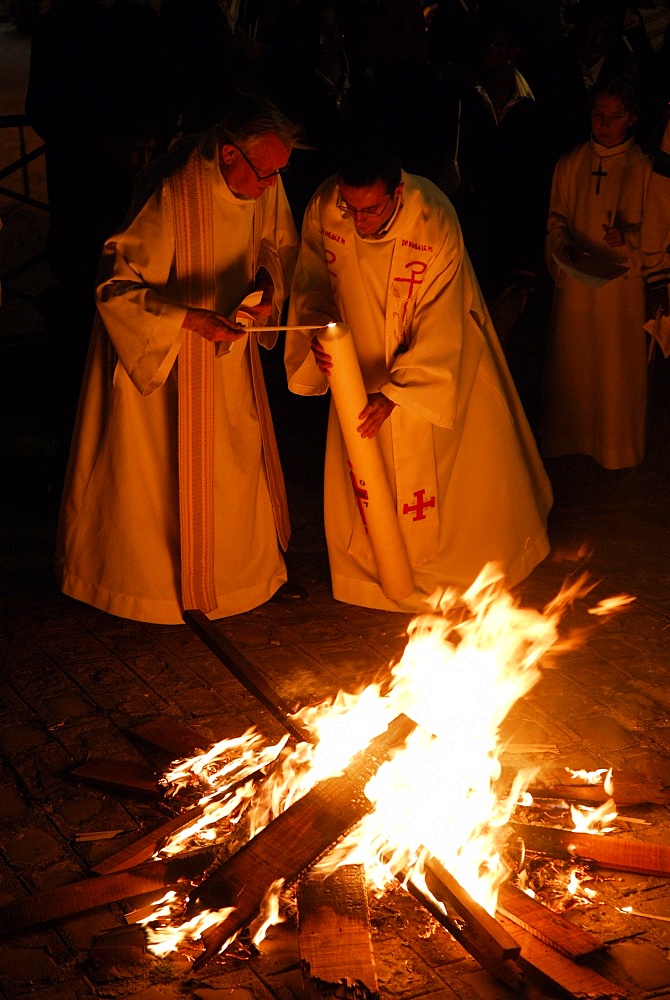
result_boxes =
[25,0,177,485]
[642,106,670,360]
[439,2,554,427]
[541,74,652,470]
[531,0,650,161]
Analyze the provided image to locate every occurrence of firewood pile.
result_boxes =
[2,609,670,999]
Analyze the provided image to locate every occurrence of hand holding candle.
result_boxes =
[357,393,396,439]
[316,322,414,602]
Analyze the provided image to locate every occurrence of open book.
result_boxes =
[552,248,629,288]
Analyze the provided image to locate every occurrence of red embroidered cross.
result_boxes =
[394,260,427,299]
[403,488,436,521]
[348,460,369,532]
[326,247,337,278]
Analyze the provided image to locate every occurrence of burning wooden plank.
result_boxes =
[92,808,209,876]
[404,878,523,990]
[183,609,311,744]
[0,848,218,933]
[422,854,520,961]
[297,864,378,1000]
[496,880,603,960]
[188,714,416,970]
[92,764,267,875]
[496,913,627,999]
[510,822,670,877]
[522,768,670,807]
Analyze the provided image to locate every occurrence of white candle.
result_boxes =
[241,325,327,332]
[317,322,414,602]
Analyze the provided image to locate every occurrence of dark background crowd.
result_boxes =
[18,0,670,475]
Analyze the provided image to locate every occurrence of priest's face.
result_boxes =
[220,134,291,199]
[337,179,400,237]
[591,93,635,148]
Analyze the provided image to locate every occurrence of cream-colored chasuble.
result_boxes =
[287,172,552,612]
[57,146,298,623]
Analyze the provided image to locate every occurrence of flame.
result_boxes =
[589,595,636,616]
[570,798,618,834]
[565,766,615,798]
[139,892,236,958]
[138,565,631,959]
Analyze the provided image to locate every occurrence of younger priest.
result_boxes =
[285,127,552,613]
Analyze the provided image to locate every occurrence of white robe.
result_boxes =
[286,172,552,613]
[542,136,652,469]
[642,121,670,308]
[643,166,670,287]
[56,146,299,624]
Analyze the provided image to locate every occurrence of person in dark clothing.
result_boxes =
[262,0,352,224]
[444,7,553,305]
[436,4,556,428]
[530,0,648,161]
[159,0,246,135]
[25,0,177,495]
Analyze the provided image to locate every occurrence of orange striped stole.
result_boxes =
[248,332,291,552]
[169,151,217,614]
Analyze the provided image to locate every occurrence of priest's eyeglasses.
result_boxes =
[231,142,291,181]
[336,191,395,218]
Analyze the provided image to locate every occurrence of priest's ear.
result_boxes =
[220,144,236,167]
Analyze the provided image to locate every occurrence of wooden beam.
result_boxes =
[92,808,207,876]
[128,719,206,759]
[189,714,416,970]
[510,822,670,877]
[0,848,218,933]
[298,864,378,1000]
[404,878,523,990]
[522,768,670,807]
[422,854,521,961]
[496,880,603,960]
[183,609,311,744]
[69,758,163,798]
[92,765,267,875]
[496,914,626,998]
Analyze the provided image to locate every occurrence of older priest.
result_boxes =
[57,93,301,624]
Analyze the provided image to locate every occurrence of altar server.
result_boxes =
[541,75,652,470]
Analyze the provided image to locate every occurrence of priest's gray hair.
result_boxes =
[202,90,307,157]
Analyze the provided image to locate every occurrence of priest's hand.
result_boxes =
[649,284,670,318]
[602,223,624,248]
[250,268,275,323]
[244,297,273,324]
[357,393,396,439]
[182,307,248,342]
[310,336,333,375]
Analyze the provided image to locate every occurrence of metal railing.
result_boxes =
[0,112,49,303]
[0,113,47,210]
